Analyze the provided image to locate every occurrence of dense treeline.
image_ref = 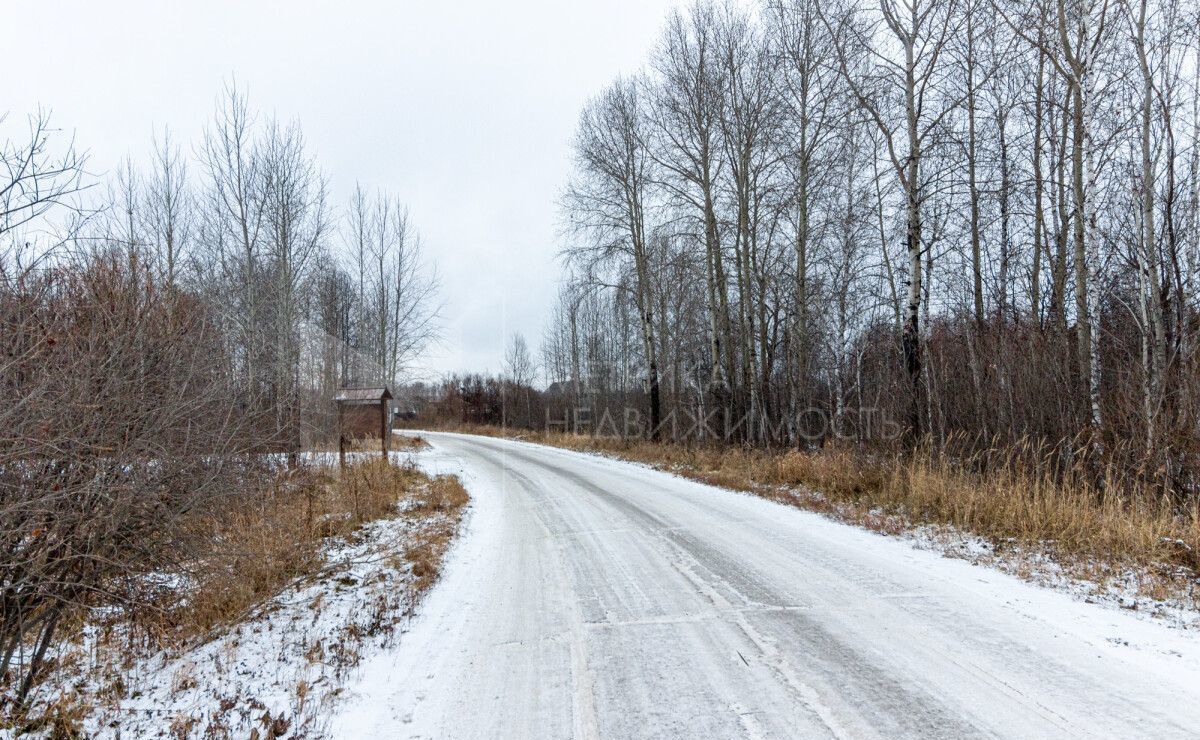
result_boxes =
[412,333,544,429]
[544,0,1200,498]
[0,88,438,703]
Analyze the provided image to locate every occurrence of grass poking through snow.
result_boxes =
[12,446,470,738]
[447,425,1200,620]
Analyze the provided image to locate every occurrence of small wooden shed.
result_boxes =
[334,386,393,466]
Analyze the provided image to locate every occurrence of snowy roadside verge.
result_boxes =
[776,486,1200,630]
[18,446,469,739]
[325,435,503,736]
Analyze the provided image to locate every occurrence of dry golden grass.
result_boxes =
[772,447,1200,569]
[451,424,1200,600]
[145,458,439,645]
[392,433,431,451]
[402,475,471,592]
[312,433,429,454]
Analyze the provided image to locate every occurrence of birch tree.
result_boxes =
[821,0,964,439]
[566,78,664,439]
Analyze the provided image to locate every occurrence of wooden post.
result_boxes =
[337,404,346,469]
[380,399,388,461]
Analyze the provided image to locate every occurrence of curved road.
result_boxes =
[333,432,1200,738]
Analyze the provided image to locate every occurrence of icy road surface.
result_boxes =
[333,432,1200,739]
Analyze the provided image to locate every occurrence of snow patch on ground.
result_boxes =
[769,484,1200,631]
[80,519,418,737]
[901,521,1200,629]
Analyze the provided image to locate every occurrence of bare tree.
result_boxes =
[565,77,664,439]
[0,110,88,244]
[347,191,441,387]
[820,0,965,439]
[544,0,1199,469]
[648,4,734,424]
[260,117,329,460]
[0,251,251,703]
[1,88,446,708]
[143,127,192,287]
[717,4,786,441]
[768,0,840,442]
[199,82,267,407]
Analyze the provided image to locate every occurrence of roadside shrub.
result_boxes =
[0,253,253,706]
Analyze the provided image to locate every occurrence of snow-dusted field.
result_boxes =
[332,431,1200,739]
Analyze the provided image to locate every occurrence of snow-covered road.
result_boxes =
[332,432,1200,738]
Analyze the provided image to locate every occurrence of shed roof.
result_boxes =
[334,386,393,403]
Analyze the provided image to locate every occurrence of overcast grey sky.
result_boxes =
[7,0,683,379]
